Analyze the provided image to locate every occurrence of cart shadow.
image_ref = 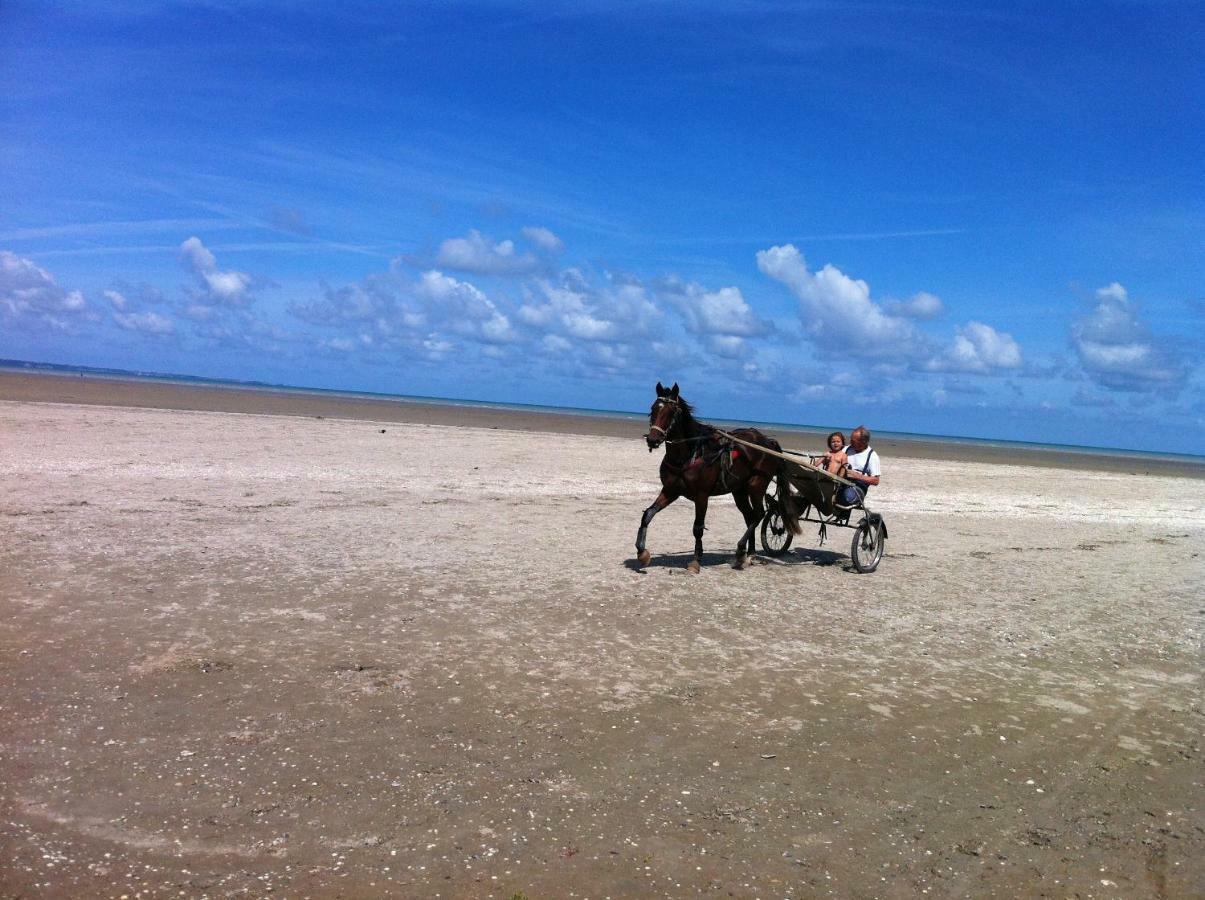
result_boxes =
[758,546,849,568]
[625,548,850,572]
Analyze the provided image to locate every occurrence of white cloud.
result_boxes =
[180,237,252,304]
[0,250,90,328]
[182,303,218,322]
[113,310,175,335]
[886,291,944,320]
[519,271,659,344]
[927,321,1022,373]
[665,280,770,337]
[1072,282,1184,391]
[650,340,693,367]
[290,277,410,328]
[521,225,564,253]
[422,336,455,359]
[708,335,747,358]
[104,289,128,310]
[290,266,521,357]
[435,230,538,276]
[541,334,572,355]
[417,270,518,343]
[0,250,83,314]
[756,244,921,357]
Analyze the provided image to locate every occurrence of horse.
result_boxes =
[635,382,801,572]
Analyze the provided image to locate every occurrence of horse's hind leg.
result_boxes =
[688,494,709,573]
[732,490,758,569]
[743,484,769,567]
[636,490,675,567]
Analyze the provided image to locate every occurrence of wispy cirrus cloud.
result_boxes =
[0,218,242,243]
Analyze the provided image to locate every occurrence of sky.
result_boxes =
[2,1,1202,454]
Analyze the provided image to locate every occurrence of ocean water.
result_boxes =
[4,358,1202,466]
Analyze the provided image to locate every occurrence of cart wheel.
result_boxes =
[850,517,885,573]
[760,503,794,557]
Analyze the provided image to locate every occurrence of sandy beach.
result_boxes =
[1,377,1202,899]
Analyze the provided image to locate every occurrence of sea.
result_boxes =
[3,358,1202,468]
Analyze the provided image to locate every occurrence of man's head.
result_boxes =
[850,426,871,450]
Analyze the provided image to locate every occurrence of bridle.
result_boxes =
[646,397,682,443]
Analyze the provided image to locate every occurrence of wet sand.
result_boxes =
[3,371,1201,477]
[1,379,1202,898]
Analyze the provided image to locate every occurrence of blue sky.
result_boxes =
[2,1,1202,453]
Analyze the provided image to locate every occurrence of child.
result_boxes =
[816,431,848,477]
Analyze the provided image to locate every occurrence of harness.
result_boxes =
[650,399,740,492]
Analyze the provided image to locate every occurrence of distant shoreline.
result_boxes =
[2,369,1202,478]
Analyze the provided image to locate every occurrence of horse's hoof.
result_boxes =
[733,555,747,570]
[686,560,701,574]
[637,549,652,567]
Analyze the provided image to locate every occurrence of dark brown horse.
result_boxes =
[636,382,800,571]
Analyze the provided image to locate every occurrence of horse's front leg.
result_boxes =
[636,490,675,568]
[687,494,709,573]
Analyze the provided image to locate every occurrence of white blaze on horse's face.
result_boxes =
[646,397,679,450]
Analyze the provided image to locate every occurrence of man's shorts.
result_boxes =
[838,484,866,506]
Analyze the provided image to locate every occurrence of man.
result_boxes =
[837,425,880,507]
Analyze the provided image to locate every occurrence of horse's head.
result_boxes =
[646,381,682,450]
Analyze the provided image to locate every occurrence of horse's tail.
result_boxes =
[774,461,804,535]
[758,435,803,536]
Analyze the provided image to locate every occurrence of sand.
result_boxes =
[1,380,1202,899]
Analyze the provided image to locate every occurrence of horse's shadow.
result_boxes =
[625,546,847,572]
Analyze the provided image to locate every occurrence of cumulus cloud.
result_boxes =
[1072,282,1184,392]
[101,286,176,337]
[756,244,922,357]
[290,266,518,354]
[291,276,416,330]
[180,237,252,305]
[416,270,518,343]
[0,250,90,330]
[541,334,573,355]
[661,279,771,338]
[886,291,944,320]
[519,270,660,344]
[113,310,175,335]
[708,335,747,359]
[927,321,1022,373]
[435,230,538,276]
[521,226,564,253]
[650,340,694,368]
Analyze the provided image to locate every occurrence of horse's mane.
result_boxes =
[675,396,705,437]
